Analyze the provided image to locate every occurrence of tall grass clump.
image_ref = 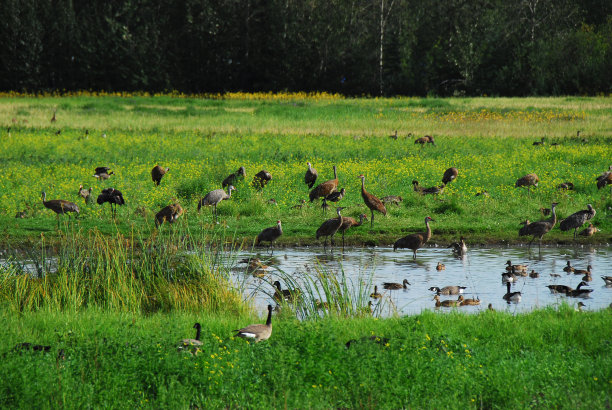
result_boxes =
[0,224,248,316]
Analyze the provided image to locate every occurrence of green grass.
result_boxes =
[1,94,611,247]
[1,306,610,408]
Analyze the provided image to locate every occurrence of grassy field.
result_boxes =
[1,93,611,247]
[1,306,610,408]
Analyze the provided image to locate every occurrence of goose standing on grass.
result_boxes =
[503,282,521,303]
[234,305,273,343]
[393,216,434,259]
[178,323,203,354]
[382,279,410,290]
[41,191,79,227]
[198,185,235,223]
[429,286,466,295]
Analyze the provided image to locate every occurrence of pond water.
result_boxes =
[232,245,612,316]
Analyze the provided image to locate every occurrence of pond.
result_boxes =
[233,245,612,316]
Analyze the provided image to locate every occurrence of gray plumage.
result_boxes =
[520,202,558,250]
[198,185,235,221]
[41,192,79,215]
[559,204,596,239]
[316,207,344,247]
[305,162,318,189]
[234,305,273,342]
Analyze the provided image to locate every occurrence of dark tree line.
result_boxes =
[1,0,611,96]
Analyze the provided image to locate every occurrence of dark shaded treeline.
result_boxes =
[1,0,611,96]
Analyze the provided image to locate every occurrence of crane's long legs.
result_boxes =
[370,210,374,228]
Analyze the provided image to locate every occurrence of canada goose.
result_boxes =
[565,281,593,298]
[573,265,592,275]
[273,281,300,302]
[433,295,460,307]
[436,262,446,271]
[529,270,540,278]
[429,286,466,295]
[547,284,573,294]
[563,261,575,273]
[459,295,481,306]
[506,260,527,272]
[502,282,521,303]
[382,279,410,290]
[370,285,382,299]
[178,323,203,354]
[234,305,273,343]
[501,271,517,284]
[345,335,390,349]
[601,276,612,286]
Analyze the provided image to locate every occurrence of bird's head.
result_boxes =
[425,216,434,222]
[277,220,281,225]
[412,180,419,185]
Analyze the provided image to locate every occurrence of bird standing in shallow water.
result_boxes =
[519,202,558,251]
[393,216,434,259]
[316,207,344,248]
[256,220,283,253]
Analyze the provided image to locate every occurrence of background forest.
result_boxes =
[1,0,611,96]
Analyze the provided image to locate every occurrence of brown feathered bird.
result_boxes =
[337,213,367,248]
[78,185,93,204]
[578,223,598,237]
[252,170,272,190]
[41,191,79,227]
[93,166,114,181]
[393,216,434,259]
[50,109,57,123]
[97,188,125,218]
[515,173,539,197]
[222,166,246,188]
[520,202,558,251]
[559,204,596,239]
[322,187,345,212]
[155,203,183,227]
[381,195,402,206]
[234,305,273,343]
[596,165,612,193]
[316,207,344,248]
[442,167,458,185]
[415,135,435,145]
[309,165,338,202]
[412,180,444,195]
[359,175,386,227]
[305,162,318,189]
[151,165,170,186]
[256,220,283,252]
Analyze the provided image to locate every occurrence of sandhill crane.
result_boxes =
[560,204,596,239]
[50,109,56,123]
[252,170,272,190]
[322,188,345,212]
[412,180,444,195]
[596,166,612,193]
[515,173,539,197]
[41,191,79,227]
[305,162,318,189]
[93,166,114,181]
[449,236,467,256]
[415,135,435,145]
[97,188,125,218]
[337,213,367,248]
[78,185,93,204]
[578,223,598,237]
[316,207,344,248]
[222,166,246,188]
[381,195,402,206]
[393,216,434,259]
[518,220,531,237]
[151,165,170,186]
[429,286,466,295]
[198,185,235,223]
[359,175,386,227]
[256,220,283,252]
[155,203,183,227]
[520,202,558,251]
[442,167,458,185]
[309,165,338,202]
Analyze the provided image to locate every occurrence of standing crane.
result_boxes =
[155,203,183,227]
[50,109,57,123]
[559,204,596,240]
[322,188,345,212]
[252,170,272,190]
[222,166,246,188]
[41,191,79,227]
[97,188,125,218]
[316,207,344,248]
[519,202,558,251]
[359,174,386,227]
[305,162,318,189]
[515,173,539,197]
[442,167,458,185]
[151,165,170,186]
[393,216,434,259]
[198,185,235,223]
[256,220,283,253]
[337,213,367,248]
[309,165,338,202]
[596,165,612,193]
